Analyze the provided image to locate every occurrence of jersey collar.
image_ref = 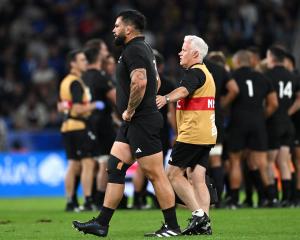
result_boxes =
[189,62,203,69]
[125,36,145,46]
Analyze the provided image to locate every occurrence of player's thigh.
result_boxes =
[110,141,134,165]
[138,151,165,178]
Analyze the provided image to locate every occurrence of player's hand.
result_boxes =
[122,109,135,121]
[57,101,71,112]
[156,95,167,109]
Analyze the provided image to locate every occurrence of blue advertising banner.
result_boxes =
[0,151,67,197]
[0,150,171,197]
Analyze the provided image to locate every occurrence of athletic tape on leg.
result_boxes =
[107,155,131,184]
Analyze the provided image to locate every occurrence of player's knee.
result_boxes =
[166,169,176,183]
[166,166,182,183]
[140,165,159,182]
[107,155,131,184]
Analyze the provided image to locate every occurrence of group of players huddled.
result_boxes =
[58,38,300,212]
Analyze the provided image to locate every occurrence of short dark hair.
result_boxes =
[285,52,296,68]
[66,49,82,68]
[84,47,100,64]
[207,51,226,67]
[268,46,286,63]
[84,38,105,49]
[117,10,146,32]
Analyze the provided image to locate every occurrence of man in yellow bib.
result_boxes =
[157,35,217,235]
[59,49,105,211]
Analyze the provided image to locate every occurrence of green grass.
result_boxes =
[0,198,299,239]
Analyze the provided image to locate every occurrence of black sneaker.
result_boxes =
[267,198,280,208]
[280,200,292,208]
[144,223,181,237]
[72,218,108,237]
[182,213,212,235]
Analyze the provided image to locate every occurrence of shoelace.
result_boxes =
[85,217,98,225]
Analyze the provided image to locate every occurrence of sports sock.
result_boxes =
[210,166,224,201]
[133,191,142,207]
[296,189,300,200]
[250,170,266,201]
[243,165,253,204]
[266,184,277,201]
[96,206,115,226]
[71,175,81,204]
[97,191,105,206]
[281,180,291,201]
[85,196,93,204]
[274,178,279,199]
[230,189,239,204]
[290,172,296,201]
[162,206,179,230]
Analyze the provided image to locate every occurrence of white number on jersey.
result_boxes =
[279,81,292,98]
[246,80,254,97]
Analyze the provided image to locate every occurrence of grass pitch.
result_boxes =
[0,198,299,240]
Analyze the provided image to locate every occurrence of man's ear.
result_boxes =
[193,50,199,58]
[70,61,75,69]
[125,25,133,35]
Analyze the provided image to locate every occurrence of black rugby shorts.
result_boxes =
[227,117,268,152]
[169,141,213,169]
[62,129,95,160]
[115,112,163,158]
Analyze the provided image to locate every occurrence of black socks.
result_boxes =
[162,206,180,230]
[96,206,115,226]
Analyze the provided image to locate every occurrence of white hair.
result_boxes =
[184,35,208,61]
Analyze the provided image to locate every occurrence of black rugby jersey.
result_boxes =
[231,66,274,117]
[82,69,114,116]
[205,59,231,142]
[291,73,300,131]
[205,59,231,105]
[115,36,158,117]
[265,66,299,123]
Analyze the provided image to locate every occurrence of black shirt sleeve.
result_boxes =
[124,45,148,73]
[220,69,231,95]
[102,74,114,93]
[70,81,83,103]
[180,68,206,95]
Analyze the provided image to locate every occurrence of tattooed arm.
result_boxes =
[122,68,147,121]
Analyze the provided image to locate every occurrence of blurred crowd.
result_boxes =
[0,0,299,131]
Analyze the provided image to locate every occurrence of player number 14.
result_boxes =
[279,81,292,98]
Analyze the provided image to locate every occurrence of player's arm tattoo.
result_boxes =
[127,68,147,114]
